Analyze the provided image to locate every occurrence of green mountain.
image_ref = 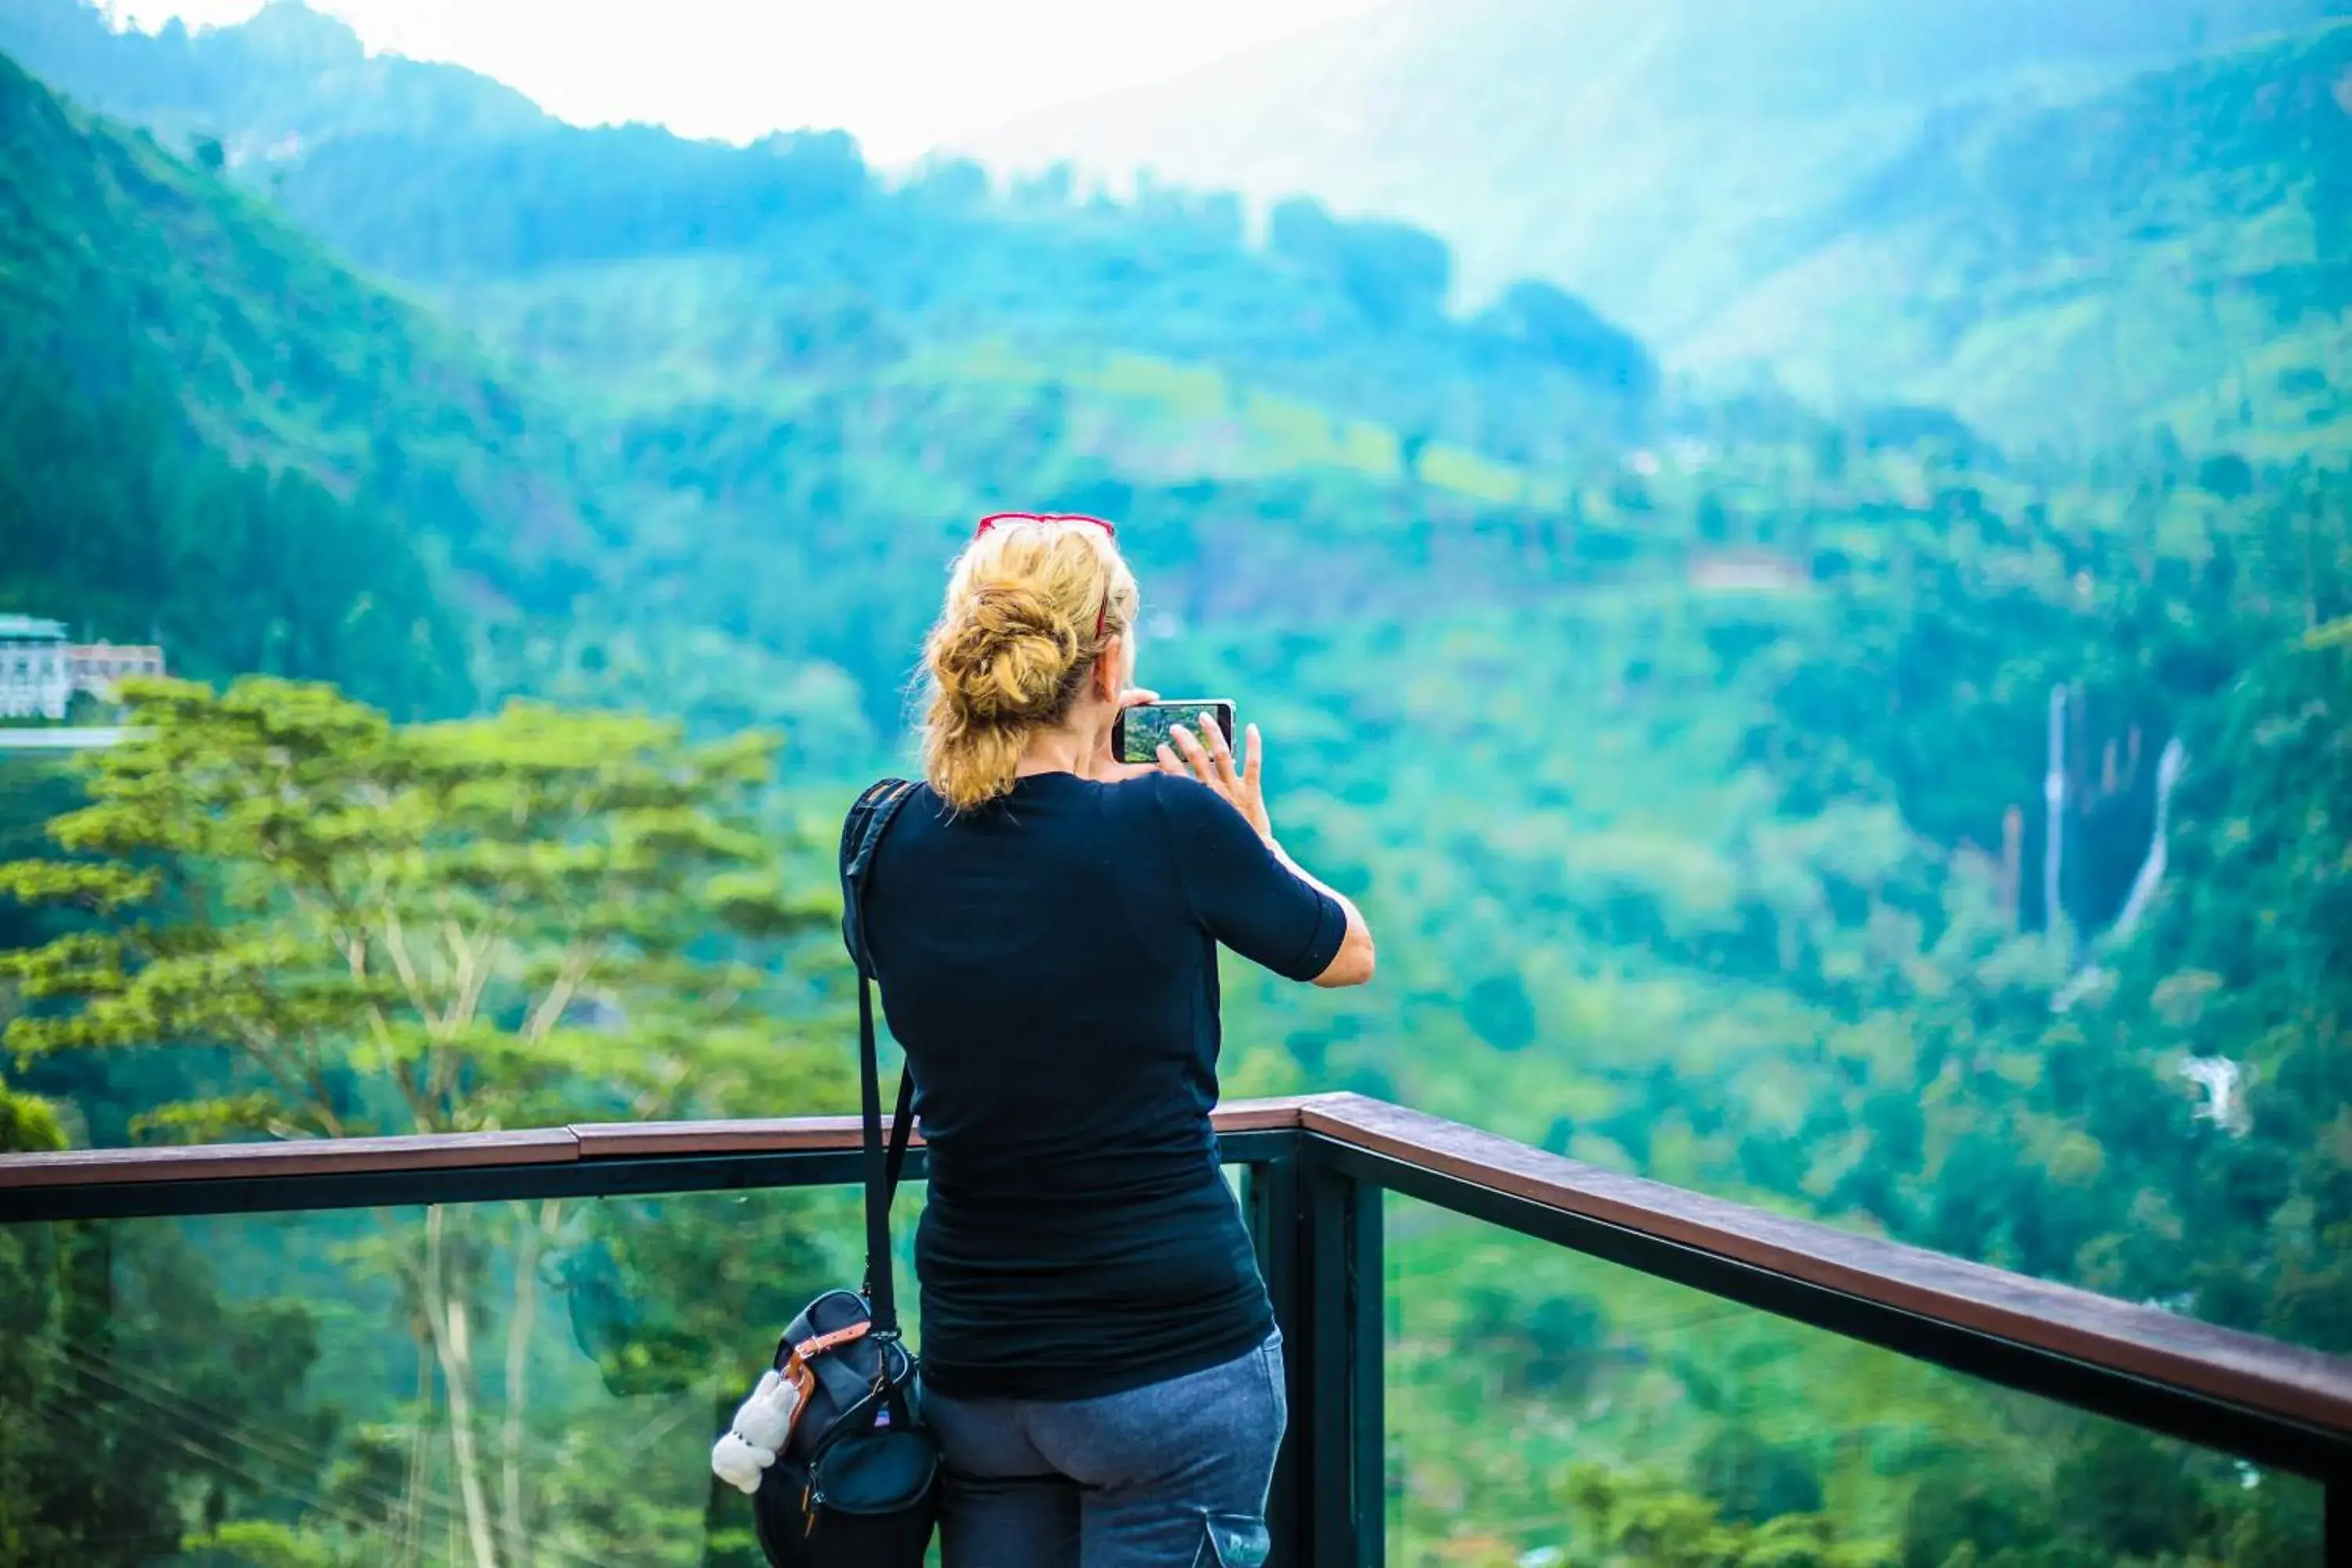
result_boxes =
[2,12,2347,1565]
[9,0,2347,1341]
[0,3,1699,753]
[1682,20,2352,460]
[959,0,2344,314]
[0,2,1657,433]
[0,48,499,711]
[0,0,543,156]
[956,0,2352,455]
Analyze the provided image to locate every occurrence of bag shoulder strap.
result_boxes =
[840,778,920,1336]
[840,776,916,969]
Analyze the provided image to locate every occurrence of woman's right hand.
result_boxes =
[1163,716,1376,988]
[1160,716,1275,844]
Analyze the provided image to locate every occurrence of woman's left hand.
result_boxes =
[1090,688,1163,782]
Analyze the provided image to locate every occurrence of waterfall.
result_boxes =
[2108,737,2189,942]
[2051,732,2186,1014]
[2042,684,2067,938]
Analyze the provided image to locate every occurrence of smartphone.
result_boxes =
[1114,699,1238,766]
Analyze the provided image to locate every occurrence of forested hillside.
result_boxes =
[0,5,2347,1565]
[0,46,605,712]
[957,0,2352,456]
[1683,20,2352,459]
[0,2,1672,750]
[960,0,2348,318]
[0,0,1657,445]
[0,0,544,150]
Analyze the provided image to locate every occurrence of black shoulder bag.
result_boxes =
[750,778,940,1566]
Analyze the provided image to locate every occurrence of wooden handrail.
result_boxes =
[0,1094,1330,1187]
[0,1126,582,1188]
[2,1091,2347,1446]
[1298,1094,2352,1441]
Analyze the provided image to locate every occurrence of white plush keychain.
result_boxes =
[710,1367,804,1496]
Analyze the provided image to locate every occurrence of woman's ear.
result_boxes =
[1095,637,1125,703]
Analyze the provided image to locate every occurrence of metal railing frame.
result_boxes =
[3,1093,2347,1566]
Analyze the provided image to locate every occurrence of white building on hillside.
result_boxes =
[0,616,72,720]
[0,618,169,720]
[70,641,167,699]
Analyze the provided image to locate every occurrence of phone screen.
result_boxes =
[1116,700,1237,766]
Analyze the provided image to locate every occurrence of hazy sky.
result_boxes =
[113,0,1388,162]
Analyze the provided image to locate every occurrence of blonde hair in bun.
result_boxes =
[922,518,1138,812]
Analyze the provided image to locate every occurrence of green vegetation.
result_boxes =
[0,0,545,152]
[954,0,2352,457]
[0,45,604,711]
[1381,1197,2327,1566]
[1685,20,2352,460]
[0,677,837,1139]
[0,6,2346,1565]
[0,678,857,1565]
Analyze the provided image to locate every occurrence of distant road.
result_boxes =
[0,727,140,750]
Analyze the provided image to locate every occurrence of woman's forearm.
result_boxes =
[1269,834,1375,987]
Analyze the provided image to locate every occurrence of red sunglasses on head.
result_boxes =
[973,512,1116,538]
[972,513,1120,638]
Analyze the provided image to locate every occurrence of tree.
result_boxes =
[1475,280,1660,397]
[0,676,850,1567]
[1559,1462,1893,1566]
[1266,195,1452,325]
[1,1065,348,1568]
[1693,1426,1825,1526]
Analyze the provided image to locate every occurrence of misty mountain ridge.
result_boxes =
[956,0,2350,326]
[953,0,2352,454]
[12,0,2349,457]
[1680,19,2352,456]
[0,0,1670,460]
[0,0,546,161]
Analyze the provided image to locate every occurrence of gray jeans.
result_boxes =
[924,1330,1286,1568]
